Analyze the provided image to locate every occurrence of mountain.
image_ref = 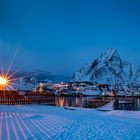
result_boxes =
[14,70,51,81]
[10,70,70,90]
[14,70,70,82]
[71,48,140,89]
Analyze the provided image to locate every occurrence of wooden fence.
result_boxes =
[0,90,55,105]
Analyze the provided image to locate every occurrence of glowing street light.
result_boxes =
[0,75,13,90]
[0,76,7,86]
[0,74,18,91]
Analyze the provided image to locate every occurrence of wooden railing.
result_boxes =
[0,90,55,105]
[113,98,135,111]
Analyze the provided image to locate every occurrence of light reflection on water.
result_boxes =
[55,96,140,111]
[55,96,109,108]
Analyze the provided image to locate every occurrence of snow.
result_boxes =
[97,100,114,111]
[82,89,101,95]
[12,77,35,90]
[0,105,140,139]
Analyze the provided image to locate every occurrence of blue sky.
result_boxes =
[0,0,140,75]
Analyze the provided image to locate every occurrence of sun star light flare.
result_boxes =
[0,75,17,90]
[0,76,7,85]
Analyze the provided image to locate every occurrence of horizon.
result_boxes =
[0,0,140,75]
[0,46,140,76]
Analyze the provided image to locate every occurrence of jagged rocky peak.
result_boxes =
[90,48,121,70]
[99,48,120,61]
[71,48,140,88]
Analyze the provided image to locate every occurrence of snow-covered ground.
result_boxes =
[0,105,140,140]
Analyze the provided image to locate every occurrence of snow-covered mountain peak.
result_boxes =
[99,48,120,61]
[71,48,140,90]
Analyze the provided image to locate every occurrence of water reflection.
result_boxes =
[56,96,107,108]
[55,95,140,111]
[56,96,82,107]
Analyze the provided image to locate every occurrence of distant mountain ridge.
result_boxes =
[14,70,70,82]
[71,48,140,88]
[9,70,70,90]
